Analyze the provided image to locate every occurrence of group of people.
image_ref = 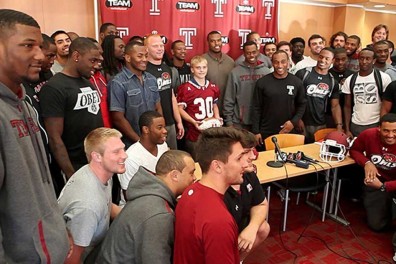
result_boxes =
[1,6,396,263]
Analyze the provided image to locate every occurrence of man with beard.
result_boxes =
[290,37,306,66]
[296,47,343,143]
[345,35,361,72]
[170,40,191,84]
[223,41,271,131]
[330,31,348,49]
[51,30,71,73]
[374,40,393,72]
[109,41,162,147]
[342,48,392,137]
[294,34,326,72]
[251,51,306,149]
[40,37,104,179]
[99,22,117,43]
[0,9,69,262]
[203,31,235,113]
[145,34,184,150]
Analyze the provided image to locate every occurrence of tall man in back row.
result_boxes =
[0,8,69,262]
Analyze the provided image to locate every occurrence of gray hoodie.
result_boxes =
[0,83,69,263]
[96,166,176,264]
[223,61,271,126]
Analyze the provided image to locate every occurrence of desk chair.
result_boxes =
[265,134,327,231]
[314,128,336,142]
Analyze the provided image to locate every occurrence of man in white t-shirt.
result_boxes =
[342,48,392,137]
[294,34,325,73]
[118,111,169,205]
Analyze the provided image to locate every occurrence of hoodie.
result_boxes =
[0,83,69,263]
[96,166,176,264]
[223,61,271,126]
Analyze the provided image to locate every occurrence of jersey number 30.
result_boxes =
[194,97,214,119]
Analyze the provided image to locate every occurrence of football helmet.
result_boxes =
[320,131,349,162]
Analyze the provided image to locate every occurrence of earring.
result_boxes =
[75,59,79,62]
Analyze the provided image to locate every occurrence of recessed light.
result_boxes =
[374,4,385,8]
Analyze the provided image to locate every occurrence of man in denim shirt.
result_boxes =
[109,41,162,148]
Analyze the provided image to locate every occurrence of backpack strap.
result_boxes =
[373,68,383,98]
[302,67,313,84]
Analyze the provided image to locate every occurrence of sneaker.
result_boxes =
[393,252,396,262]
[277,189,290,201]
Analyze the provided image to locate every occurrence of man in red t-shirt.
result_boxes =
[350,113,396,260]
[174,127,249,264]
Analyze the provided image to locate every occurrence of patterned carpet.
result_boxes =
[244,188,394,264]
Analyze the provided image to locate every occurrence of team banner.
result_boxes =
[100,0,278,61]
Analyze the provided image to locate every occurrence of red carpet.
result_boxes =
[244,190,394,263]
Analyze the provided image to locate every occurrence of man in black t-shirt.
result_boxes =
[145,34,184,150]
[251,51,306,149]
[328,48,354,127]
[169,40,191,85]
[296,47,343,143]
[40,37,104,180]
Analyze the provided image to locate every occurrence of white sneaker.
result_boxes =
[393,252,396,262]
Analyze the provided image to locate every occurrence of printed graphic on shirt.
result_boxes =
[74,87,101,114]
[10,117,40,138]
[286,85,294,95]
[157,72,172,91]
[353,82,378,105]
[371,153,396,170]
[306,83,330,98]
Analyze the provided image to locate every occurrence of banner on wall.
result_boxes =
[99,0,278,61]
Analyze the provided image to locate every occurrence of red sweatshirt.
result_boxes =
[350,128,396,191]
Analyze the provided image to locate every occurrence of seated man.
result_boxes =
[224,130,270,261]
[58,128,126,263]
[118,111,169,205]
[96,150,196,263]
[349,113,396,260]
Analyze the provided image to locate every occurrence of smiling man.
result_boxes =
[349,113,396,260]
[58,128,126,263]
[174,127,249,264]
[51,30,71,73]
[0,9,70,263]
[251,50,306,149]
[40,37,104,180]
[294,34,325,72]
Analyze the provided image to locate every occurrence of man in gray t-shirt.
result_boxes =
[58,128,127,263]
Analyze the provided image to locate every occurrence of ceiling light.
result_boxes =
[374,4,385,8]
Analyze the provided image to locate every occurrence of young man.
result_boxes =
[224,130,270,262]
[145,34,184,149]
[342,48,392,137]
[174,127,249,264]
[251,50,306,148]
[373,40,392,72]
[263,42,277,60]
[345,35,361,72]
[381,80,396,115]
[349,113,396,260]
[0,9,69,262]
[99,22,117,43]
[294,34,325,72]
[203,31,235,113]
[40,37,104,179]
[51,30,71,73]
[330,31,348,49]
[223,41,271,130]
[96,150,196,263]
[170,40,191,84]
[290,37,306,65]
[177,55,221,158]
[118,111,169,205]
[59,128,126,263]
[235,31,272,68]
[295,47,342,143]
[277,41,297,74]
[109,41,162,147]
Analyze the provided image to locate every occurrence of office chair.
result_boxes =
[265,134,328,231]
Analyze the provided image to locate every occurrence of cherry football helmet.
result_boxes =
[320,131,349,162]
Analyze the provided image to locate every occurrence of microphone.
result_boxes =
[286,152,309,169]
[266,136,285,168]
[297,151,319,163]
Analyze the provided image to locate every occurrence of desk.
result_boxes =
[195,143,355,226]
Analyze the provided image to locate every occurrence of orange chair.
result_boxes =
[314,128,337,142]
[264,134,305,150]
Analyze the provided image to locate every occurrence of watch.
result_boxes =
[380,183,386,192]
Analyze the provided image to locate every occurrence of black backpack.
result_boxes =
[302,67,336,93]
